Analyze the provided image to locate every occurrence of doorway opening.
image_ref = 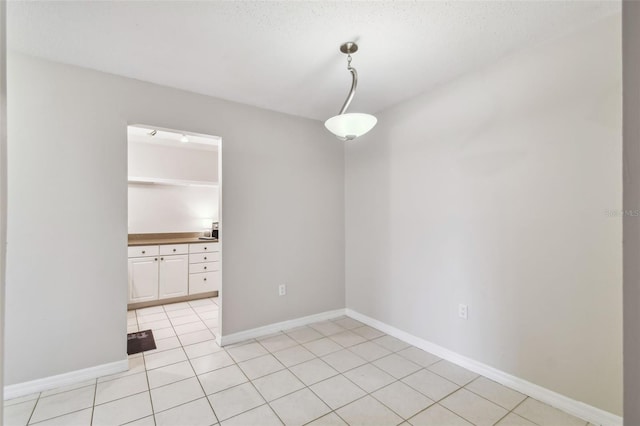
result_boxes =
[126,124,223,347]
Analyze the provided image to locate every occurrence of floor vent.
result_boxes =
[127,329,156,355]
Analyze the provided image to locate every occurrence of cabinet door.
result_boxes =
[159,254,189,299]
[189,271,220,294]
[128,257,159,303]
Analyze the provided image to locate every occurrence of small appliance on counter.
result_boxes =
[199,222,219,240]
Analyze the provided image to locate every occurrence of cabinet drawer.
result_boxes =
[189,271,219,294]
[189,252,220,264]
[189,243,220,254]
[128,245,159,258]
[189,261,219,274]
[159,244,188,255]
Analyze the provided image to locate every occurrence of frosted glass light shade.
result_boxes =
[324,113,377,140]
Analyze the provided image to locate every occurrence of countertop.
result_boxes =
[128,232,219,247]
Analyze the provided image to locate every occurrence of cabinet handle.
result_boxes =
[173,248,176,252]
[142,250,146,254]
[204,277,207,281]
[204,247,207,250]
[154,258,158,261]
[160,257,164,261]
[204,266,207,270]
[204,257,207,260]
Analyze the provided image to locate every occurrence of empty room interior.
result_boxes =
[3,1,640,426]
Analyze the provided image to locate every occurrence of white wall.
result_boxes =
[128,184,218,233]
[0,0,7,413]
[128,140,219,233]
[128,141,218,183]
[623,2,640,424]
[5,53,345,385]
[345,15,622,415]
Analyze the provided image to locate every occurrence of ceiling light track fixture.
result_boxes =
[324,42,377,141]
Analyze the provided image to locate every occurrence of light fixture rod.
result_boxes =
[339,61,358,115]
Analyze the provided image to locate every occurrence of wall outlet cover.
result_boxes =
[458,304,468,320]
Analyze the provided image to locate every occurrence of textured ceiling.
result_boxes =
[7,1,620,121]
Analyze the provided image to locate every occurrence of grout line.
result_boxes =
[226,339,297,423]
[27,406,93,426]
[249,330,407,425]
[142,303,177,425]
[88,378,97,425]
[462,379,528,413]
[91,389,149,409]
[505,397,544,426]
[228,339,287,425]
[172,300,221,426]
[491,409,514,426]
[224,336,342,423]
[18,300,580,426]
[440,403,476,424]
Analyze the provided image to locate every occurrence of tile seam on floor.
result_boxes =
[256,330,411,422]
[170,301,221,426]
[461,376,527,412]
[28,407,90,426]
[12,301,585,426]
[192,301,219,333]
[436,377,519,421]
[439,388,509,426]
[36,382,97,400]
[211,335,279,425]
[28,387,95,426]
[88,378,97,426]
[367,380,436,422]
[400,370,463,404]
[506,396,544,426]
[23,393,40,426]
[179,322,221,424]
[140,332,157,426]
[253,332,331,425]
[152,302,217,422]
[92,389,148,409]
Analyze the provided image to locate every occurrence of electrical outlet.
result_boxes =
[279,284,286,296]
[458,304,468,320]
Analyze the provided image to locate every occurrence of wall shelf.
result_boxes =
[128,176,218,188]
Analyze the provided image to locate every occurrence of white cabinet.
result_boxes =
[128,256,159,303]
[160,244,189,256]
[188,243,221,294]
[189,271,220,294]
[158,254,188,299]
[128,245,159,258]
[128,242,220,304]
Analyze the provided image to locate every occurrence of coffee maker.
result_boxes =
[211,222,219,240]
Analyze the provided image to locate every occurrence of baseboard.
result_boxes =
[127,291,218,311]
[4,359,128,400]
[220,308,346,346]
[345,308,622,426]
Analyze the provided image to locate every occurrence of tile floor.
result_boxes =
[4,297,594,426]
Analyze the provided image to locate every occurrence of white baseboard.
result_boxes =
[345,308,622,426]
[4,359,128,400]
[219,308,346,346]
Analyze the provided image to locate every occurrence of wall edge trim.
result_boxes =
[345,308,622,426]
[4,359,128,400]
[220,308,346,346]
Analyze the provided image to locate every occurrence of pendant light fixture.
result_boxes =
[324,42,377,141]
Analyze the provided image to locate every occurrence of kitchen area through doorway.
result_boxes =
[125,125,222,354]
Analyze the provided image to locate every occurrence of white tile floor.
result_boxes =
[3,297,594,426]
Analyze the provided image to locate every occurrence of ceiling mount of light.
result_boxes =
[324,42,377,141]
